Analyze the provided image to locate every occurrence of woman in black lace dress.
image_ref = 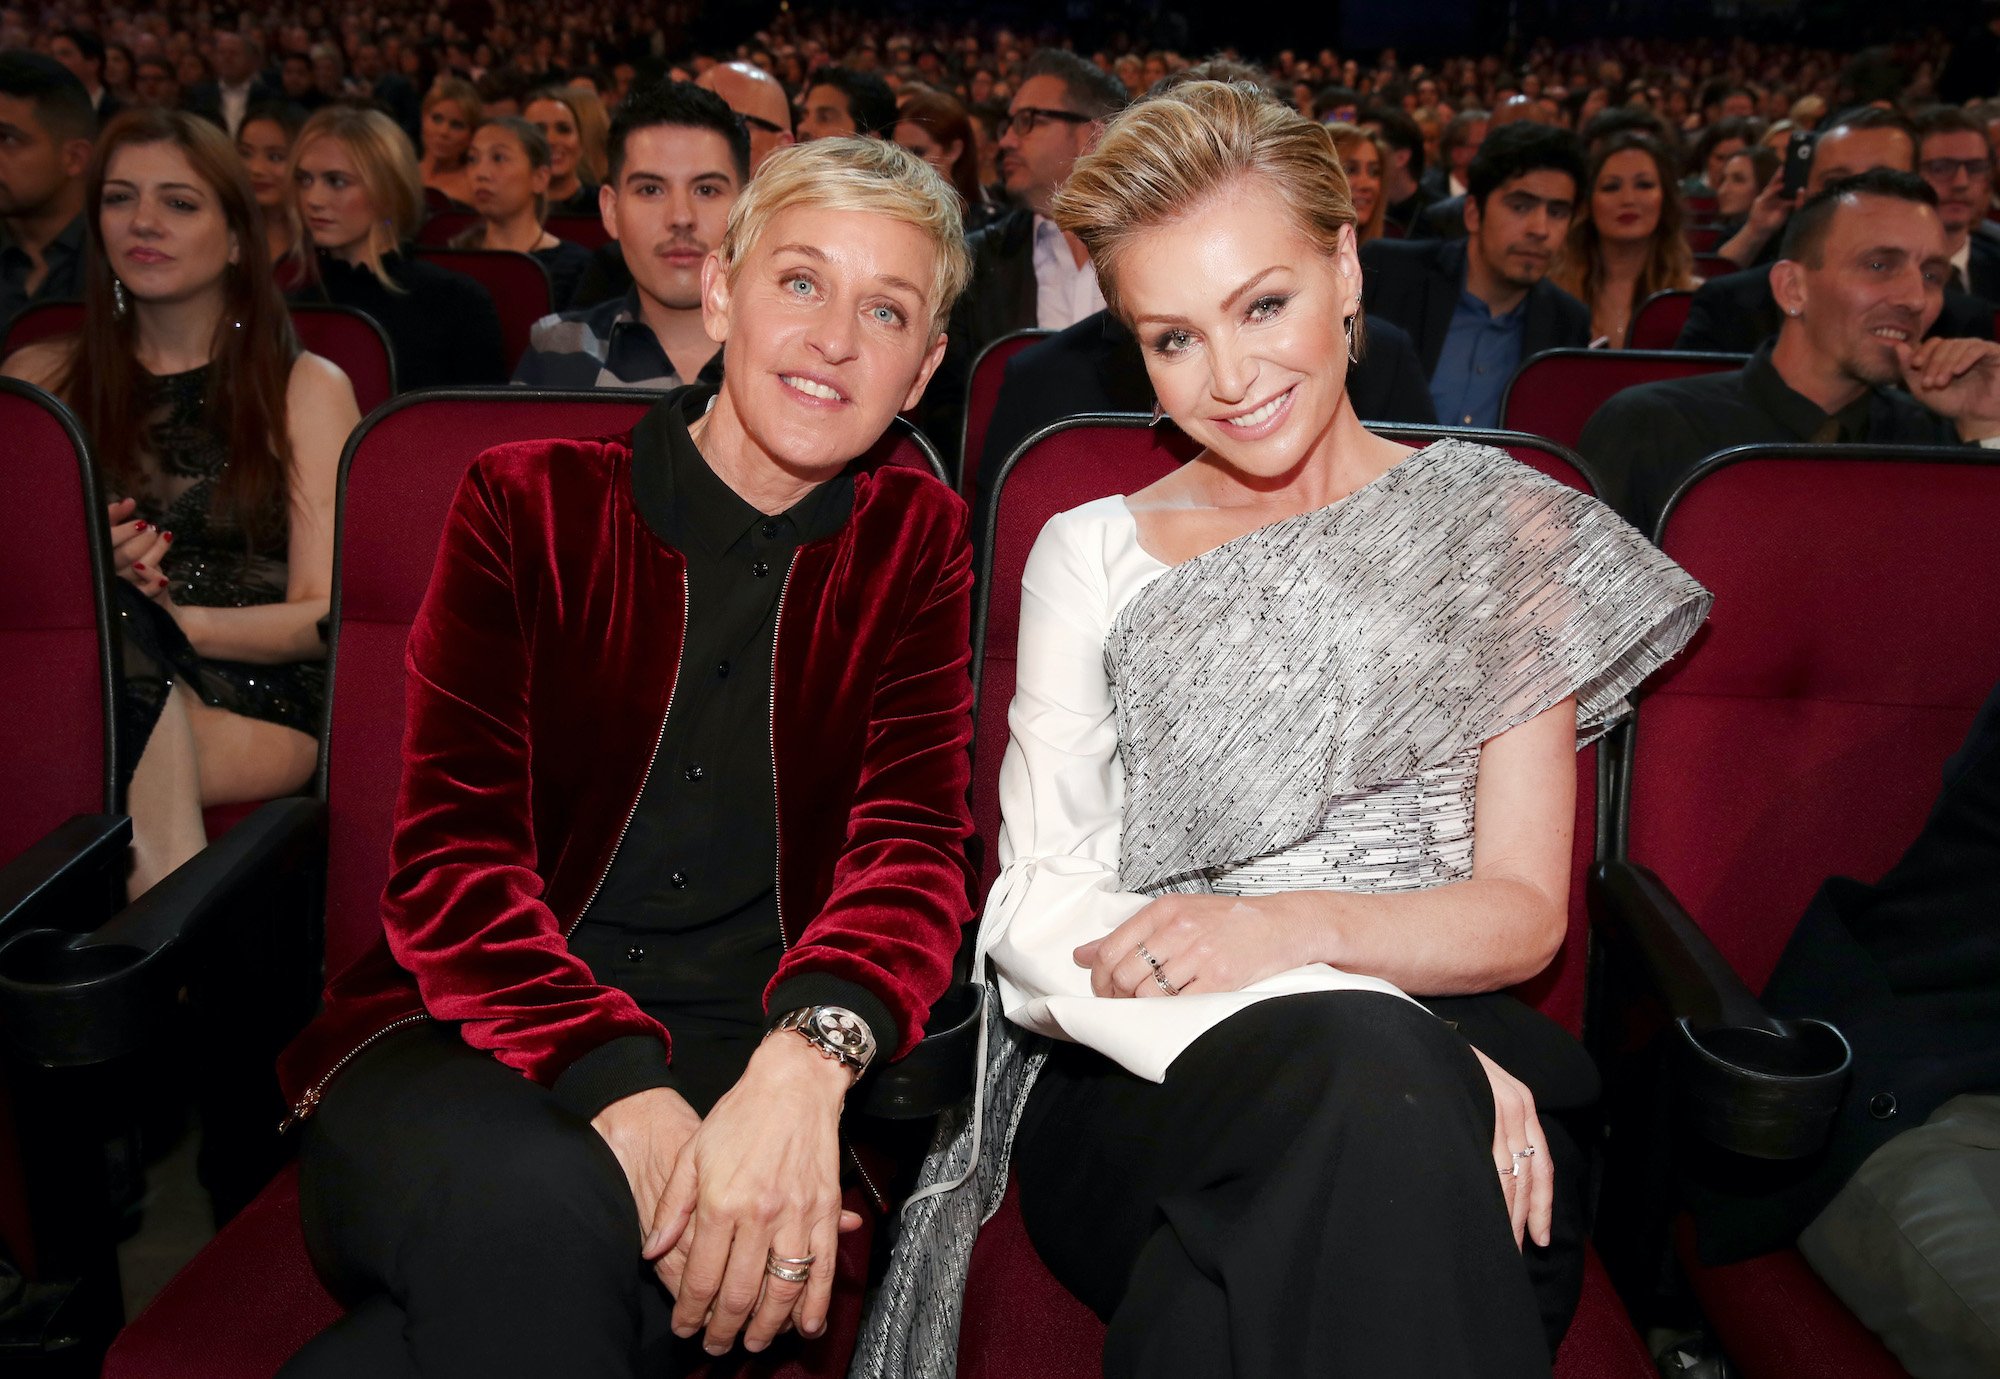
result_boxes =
[3,109,359,894]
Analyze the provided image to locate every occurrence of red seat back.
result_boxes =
[0,381,113,853]
[1629,290,1696,351]
[959,329,1051,497]
[325,393,941,972]
[415,210,477,247]
[1501,348,1746,452]
[1686,194,1719,218]
[4,302,397,417]
[1694,253,1741,280]
[974,416,1605,1035]
[412,248,551,378]
[1686,224,1725,254]
[545,214,611,250]
[1,300,82,355]
[290,305,396,416]
[1625,447,2000,993]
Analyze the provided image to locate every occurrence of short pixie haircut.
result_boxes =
[1053,80,1359,324]
[717,137,972,334]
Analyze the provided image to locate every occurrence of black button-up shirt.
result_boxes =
[556,396,854,1118]
[1577,340,1962,536]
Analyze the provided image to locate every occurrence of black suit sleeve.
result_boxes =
[1674,278,1739,352]
[448,276,508,386]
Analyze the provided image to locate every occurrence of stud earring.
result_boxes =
[112,278,129,319]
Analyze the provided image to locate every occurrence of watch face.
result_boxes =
[812,1008,871,1054]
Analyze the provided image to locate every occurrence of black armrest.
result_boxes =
[855,982,983,1120]
[0,796,326,1068]
[1589,859,1851,1160]
[0,814,130,940]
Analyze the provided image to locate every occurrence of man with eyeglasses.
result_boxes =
[916,48,1128,451]
[696,60,795,173]
[1915,106,2000,306]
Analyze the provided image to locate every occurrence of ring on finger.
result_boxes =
[1499,1160,1521,1178]
[765,1259,811,1283]
[1151,967,1182,996]
[1135,942,1164,972]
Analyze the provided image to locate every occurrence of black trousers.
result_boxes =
[281,1023,717,1379]
[1012,992,1586,1379]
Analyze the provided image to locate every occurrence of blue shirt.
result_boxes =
[1429,287,1527,428]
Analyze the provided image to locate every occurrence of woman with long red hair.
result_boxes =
[894,85,1002,230]
[2,109,360,894]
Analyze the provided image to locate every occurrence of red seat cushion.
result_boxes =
[1675,1217,1907,1379]
[960,330,1051,497]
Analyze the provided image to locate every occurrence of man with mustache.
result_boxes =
[1581,170,2000,536]
[515,82,742,389]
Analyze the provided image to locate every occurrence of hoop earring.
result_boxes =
[1344,314,1359,365]
[112,278,129,319]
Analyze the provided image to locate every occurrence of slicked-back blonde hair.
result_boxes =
[718,136,972,335]
[1054,80,1360,325]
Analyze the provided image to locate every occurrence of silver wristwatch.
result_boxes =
[774,1005,877,1079]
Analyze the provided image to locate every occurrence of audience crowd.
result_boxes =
[4,6,2000,1376]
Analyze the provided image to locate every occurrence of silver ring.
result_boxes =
[1151,968,1182,996]
[1511,1147,1535,1161]
[766,1259,812,1283]
[1135,942,1164,972]
[1500,1161,1521,1178]
[768,1251,816,1267]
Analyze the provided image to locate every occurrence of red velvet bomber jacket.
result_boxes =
[276,410,977,1123]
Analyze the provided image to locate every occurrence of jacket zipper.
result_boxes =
[277,1011,430,1133]
[770,554,794,951]
[767,554,885,1214]
[571,565,692,939]
[282,567,693,1134]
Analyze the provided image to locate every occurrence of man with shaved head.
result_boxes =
[697,60,793,172]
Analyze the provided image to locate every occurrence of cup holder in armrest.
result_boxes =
[0,928,167,1068]
[856,983,984,1121]
[1676,1016,1852,1161]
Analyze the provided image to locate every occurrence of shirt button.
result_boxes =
[760,520,780,539]
[684,763,704,782]
[625,945,646,963]
[752,560,770,578]
[1868,1092,1899,1120]
[716,660,730,678]
[669,870,689,889]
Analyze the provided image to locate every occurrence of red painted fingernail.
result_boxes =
[162,530,174,540]
[134,562,145,572]
[134,521,149,531]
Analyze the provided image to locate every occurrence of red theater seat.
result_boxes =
[102,393,943,1378]
[413,248,552,377]
[1501,347,1746,452]
[1595,444,2000,1378]
[1629,290,1696,351]
[415,209,476,247]
[3,302,397,417]
[961,415,1655,1378]
[958,328,1050,497]
[546,213,612,250]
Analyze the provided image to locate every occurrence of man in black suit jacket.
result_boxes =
[1358,123,1591,428]
[181,32,277,137]
[1689,675,2000,1375]
[916,49,1127,450]
[971,309,1438,529]
[1916,106,2000,306]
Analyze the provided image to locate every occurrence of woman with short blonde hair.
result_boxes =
[279,135,980,1376]
[419,77,482,207]
[863,80,1707,1379]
